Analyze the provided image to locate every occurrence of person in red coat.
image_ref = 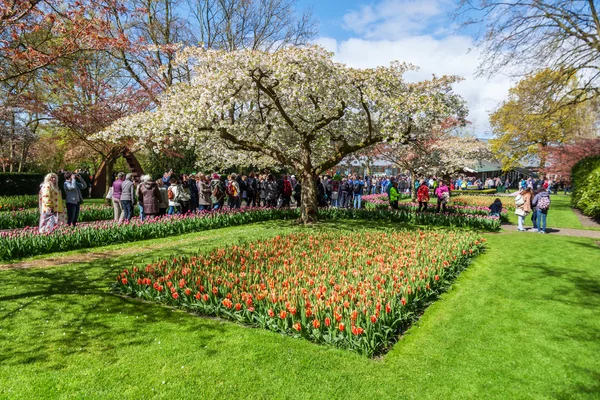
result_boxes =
[417,179,430,212]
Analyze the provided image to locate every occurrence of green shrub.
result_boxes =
[571,155,600,219]
[0,173,45,196]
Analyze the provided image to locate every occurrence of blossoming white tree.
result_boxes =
[100,45,467,222]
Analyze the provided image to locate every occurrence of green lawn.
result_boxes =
[505,194,588,229]
[1,222,599,399]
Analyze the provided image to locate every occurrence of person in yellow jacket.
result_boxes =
[39,173,67,232]
[389,180,400,209]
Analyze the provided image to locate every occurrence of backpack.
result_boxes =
[226,182,238,197]
[283,180,292,196]
[211,181,224,201]
[353,182,361,194]
[385,184,392,197]
[167,186,175,200]
[515,194,525,207]
[537,196,550,211]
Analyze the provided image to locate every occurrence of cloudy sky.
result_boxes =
[297,0,514,137]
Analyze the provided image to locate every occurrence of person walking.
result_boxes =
[435,180,450,213]
[532,187,551,234]
[39,173,66,232]
[120,173,135,222]
[112,172,125,222]
[514,187,533,231]
[417,179,430,212]
[63,171,87,226]
[138,174,161,219]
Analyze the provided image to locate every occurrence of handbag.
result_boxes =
[515,208,528,217]
[39,212,58,233]
[106,187,113,200]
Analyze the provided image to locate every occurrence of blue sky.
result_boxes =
[295,0,513,136]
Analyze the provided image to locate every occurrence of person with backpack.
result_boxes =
[226,174,240,209]
[330,179,340,207]
[210,173,225,209]
[417,179,430,212]
[352,175,364,209]
[167,177,182,215]
[340,177,351,208]
[532,187,551,233]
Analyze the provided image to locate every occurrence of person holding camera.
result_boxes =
[64,171,87,226]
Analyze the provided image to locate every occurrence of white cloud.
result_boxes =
[314,0,513,137]
[314,35,513,136]
[342,0,450,40]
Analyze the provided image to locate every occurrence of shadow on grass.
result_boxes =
[554,369,600,399]
[0,252,227,367]
[522,261,600,309]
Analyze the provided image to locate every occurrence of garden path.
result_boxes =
[501,222,600,239]
[572,208,600,229]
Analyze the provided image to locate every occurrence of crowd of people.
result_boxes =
[37,168,558,233]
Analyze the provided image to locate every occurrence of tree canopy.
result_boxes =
[489,69,595,170]
[101,45,467,221]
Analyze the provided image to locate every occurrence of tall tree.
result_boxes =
[489,69,595,170]
[100,46,467,223]
[545,137,600,180]
[456,0,600,107]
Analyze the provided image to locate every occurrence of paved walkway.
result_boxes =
[501,223,600,239]
[572,208,600,229]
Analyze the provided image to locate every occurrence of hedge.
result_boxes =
[0,173,45,196]
[571,155,600,219]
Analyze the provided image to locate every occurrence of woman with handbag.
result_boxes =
[39,173,67,233]
[514,187,533,231]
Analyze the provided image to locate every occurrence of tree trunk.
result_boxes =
[105,157,116,205]
[299,171,318,224]
[409,170,417,202]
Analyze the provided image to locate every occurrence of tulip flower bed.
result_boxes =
[362,195,508,222]
[362,193,410,205]
[0,207,500,261]
[324,208,501,230]
[0,204,135,229]
[451,195,517,211]
[115,230,485,356]
[0,195,38,211]
[0,208,298,261]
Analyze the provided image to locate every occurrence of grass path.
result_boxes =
[1,223,599,399]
